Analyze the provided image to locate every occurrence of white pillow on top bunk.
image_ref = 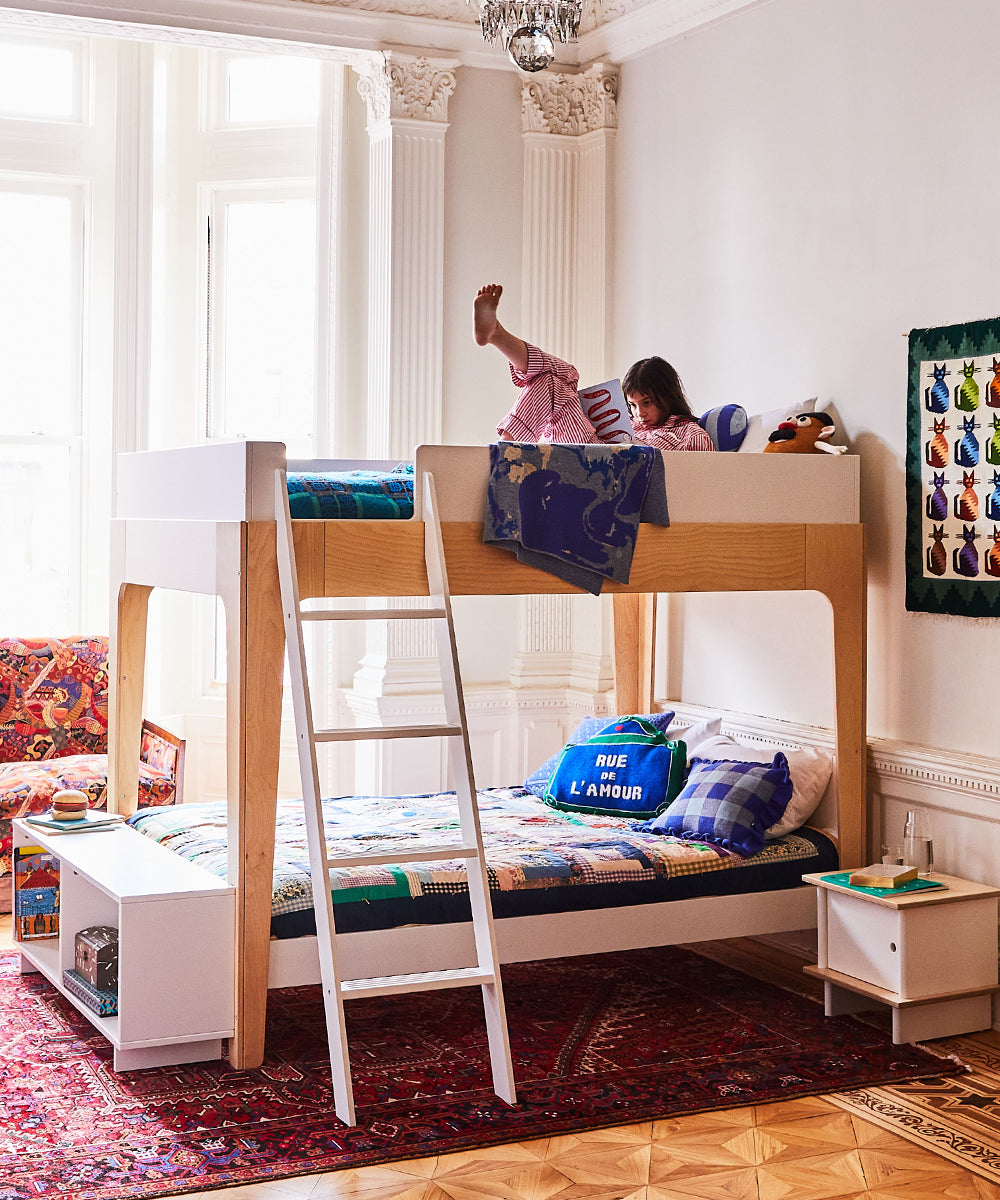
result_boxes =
[689,734,833,838]
[737,402,817,454]
[738,399,847,455]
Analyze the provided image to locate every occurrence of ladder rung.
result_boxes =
[313,723,462,743]
[341,966,497,999]
[300,607,446,622]
[325,842,477,870]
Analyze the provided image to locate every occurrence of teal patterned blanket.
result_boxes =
[286,463,414,519]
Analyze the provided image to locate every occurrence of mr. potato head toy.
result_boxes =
[764,412,847,455]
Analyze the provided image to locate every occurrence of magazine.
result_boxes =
[578,377,634,443]
[24,810,125,833]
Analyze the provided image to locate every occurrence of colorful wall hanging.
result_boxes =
[906,316,1000,617]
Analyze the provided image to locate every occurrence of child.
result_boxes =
[474,282,713,451]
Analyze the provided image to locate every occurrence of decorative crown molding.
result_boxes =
[0,0,768,67]
[300,0,472,17]
[521,61,617,136]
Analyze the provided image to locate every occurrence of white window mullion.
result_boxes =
[111,38,155,464]
[82,35,125,630]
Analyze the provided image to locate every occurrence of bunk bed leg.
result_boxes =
[805,524,868,870]
[108,579,152,817]
[225,521,284,1072]
[611,592,656,713]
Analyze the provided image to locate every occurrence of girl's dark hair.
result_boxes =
[621,356,694,424]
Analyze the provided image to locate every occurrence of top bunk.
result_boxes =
[113,441,862,601]
[115,440,860,525]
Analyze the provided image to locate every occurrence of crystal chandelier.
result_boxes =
[469,1,584,73]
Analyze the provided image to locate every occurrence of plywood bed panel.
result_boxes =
[110,441,866,1072]
[295,521,810,598]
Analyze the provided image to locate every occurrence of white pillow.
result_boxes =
[665,716,723,761]
[738,402,818,454]
[690,734,833,837]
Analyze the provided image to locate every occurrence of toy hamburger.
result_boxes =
[51,790,89,821]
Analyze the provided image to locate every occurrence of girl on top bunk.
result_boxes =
[473,282,714,452]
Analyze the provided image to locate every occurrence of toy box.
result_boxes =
[74,924,119,993]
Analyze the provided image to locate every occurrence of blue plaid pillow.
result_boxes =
[643,753,792,856]
[523,710,675,798]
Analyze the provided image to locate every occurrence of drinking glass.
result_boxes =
[903,807,934,876]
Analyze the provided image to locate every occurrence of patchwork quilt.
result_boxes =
[128,787,827,924]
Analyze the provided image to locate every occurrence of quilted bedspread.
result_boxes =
[128,787,824,921]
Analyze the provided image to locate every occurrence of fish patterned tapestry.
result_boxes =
[906,316,1000,616]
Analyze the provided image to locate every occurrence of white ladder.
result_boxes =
[274,468,516,1126]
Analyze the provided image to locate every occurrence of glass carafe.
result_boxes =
[903,807,934,877]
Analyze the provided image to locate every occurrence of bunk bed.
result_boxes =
[109,442,866,1072]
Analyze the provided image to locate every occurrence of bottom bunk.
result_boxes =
[127,782,838,989]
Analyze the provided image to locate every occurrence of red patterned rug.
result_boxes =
[0,945,962,1199]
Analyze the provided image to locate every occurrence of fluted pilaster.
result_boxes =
[356,51,457,458]
[349,52,459,781]
[513,63,619,696]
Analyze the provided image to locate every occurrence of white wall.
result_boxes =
[615,0,1000,756]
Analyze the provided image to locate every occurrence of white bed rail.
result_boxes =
[115,441,860,526]
[413,445,861,524]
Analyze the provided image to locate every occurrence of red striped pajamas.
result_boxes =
[495,342,713,451]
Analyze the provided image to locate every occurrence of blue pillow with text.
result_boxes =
[523,710,675,798]
[544,716,686,820]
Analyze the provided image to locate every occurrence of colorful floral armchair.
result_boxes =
[1,635,182,907]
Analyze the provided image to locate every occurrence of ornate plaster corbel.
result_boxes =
[355,49,459,134]
[521,61,618,137]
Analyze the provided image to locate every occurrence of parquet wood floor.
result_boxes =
[3,915,998,1200]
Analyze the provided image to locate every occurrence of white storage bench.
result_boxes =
[13,818,235,1070]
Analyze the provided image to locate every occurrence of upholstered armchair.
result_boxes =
[0,635,182,908]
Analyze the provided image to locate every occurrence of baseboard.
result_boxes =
[752,930,818,961]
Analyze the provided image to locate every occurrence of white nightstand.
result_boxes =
[802,870,1000,1044]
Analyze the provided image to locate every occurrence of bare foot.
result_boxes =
[474,283,503,346]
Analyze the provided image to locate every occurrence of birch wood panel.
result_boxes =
[293,521,811,599]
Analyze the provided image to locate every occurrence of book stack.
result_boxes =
[62,968,118,1016]
[24,810,125,834]
[848,863,918,888]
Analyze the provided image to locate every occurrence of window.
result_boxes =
[0,24,351,777]
[147,44,341,700]
[1,187,83,435]
[208,191,317,453]
[0,33,111,633]
[221,54,320,126]
[0,35,85,120]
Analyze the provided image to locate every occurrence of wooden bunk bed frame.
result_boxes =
[109,442,866,1072]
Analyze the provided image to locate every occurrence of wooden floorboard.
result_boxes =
[3,917,997,1199]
